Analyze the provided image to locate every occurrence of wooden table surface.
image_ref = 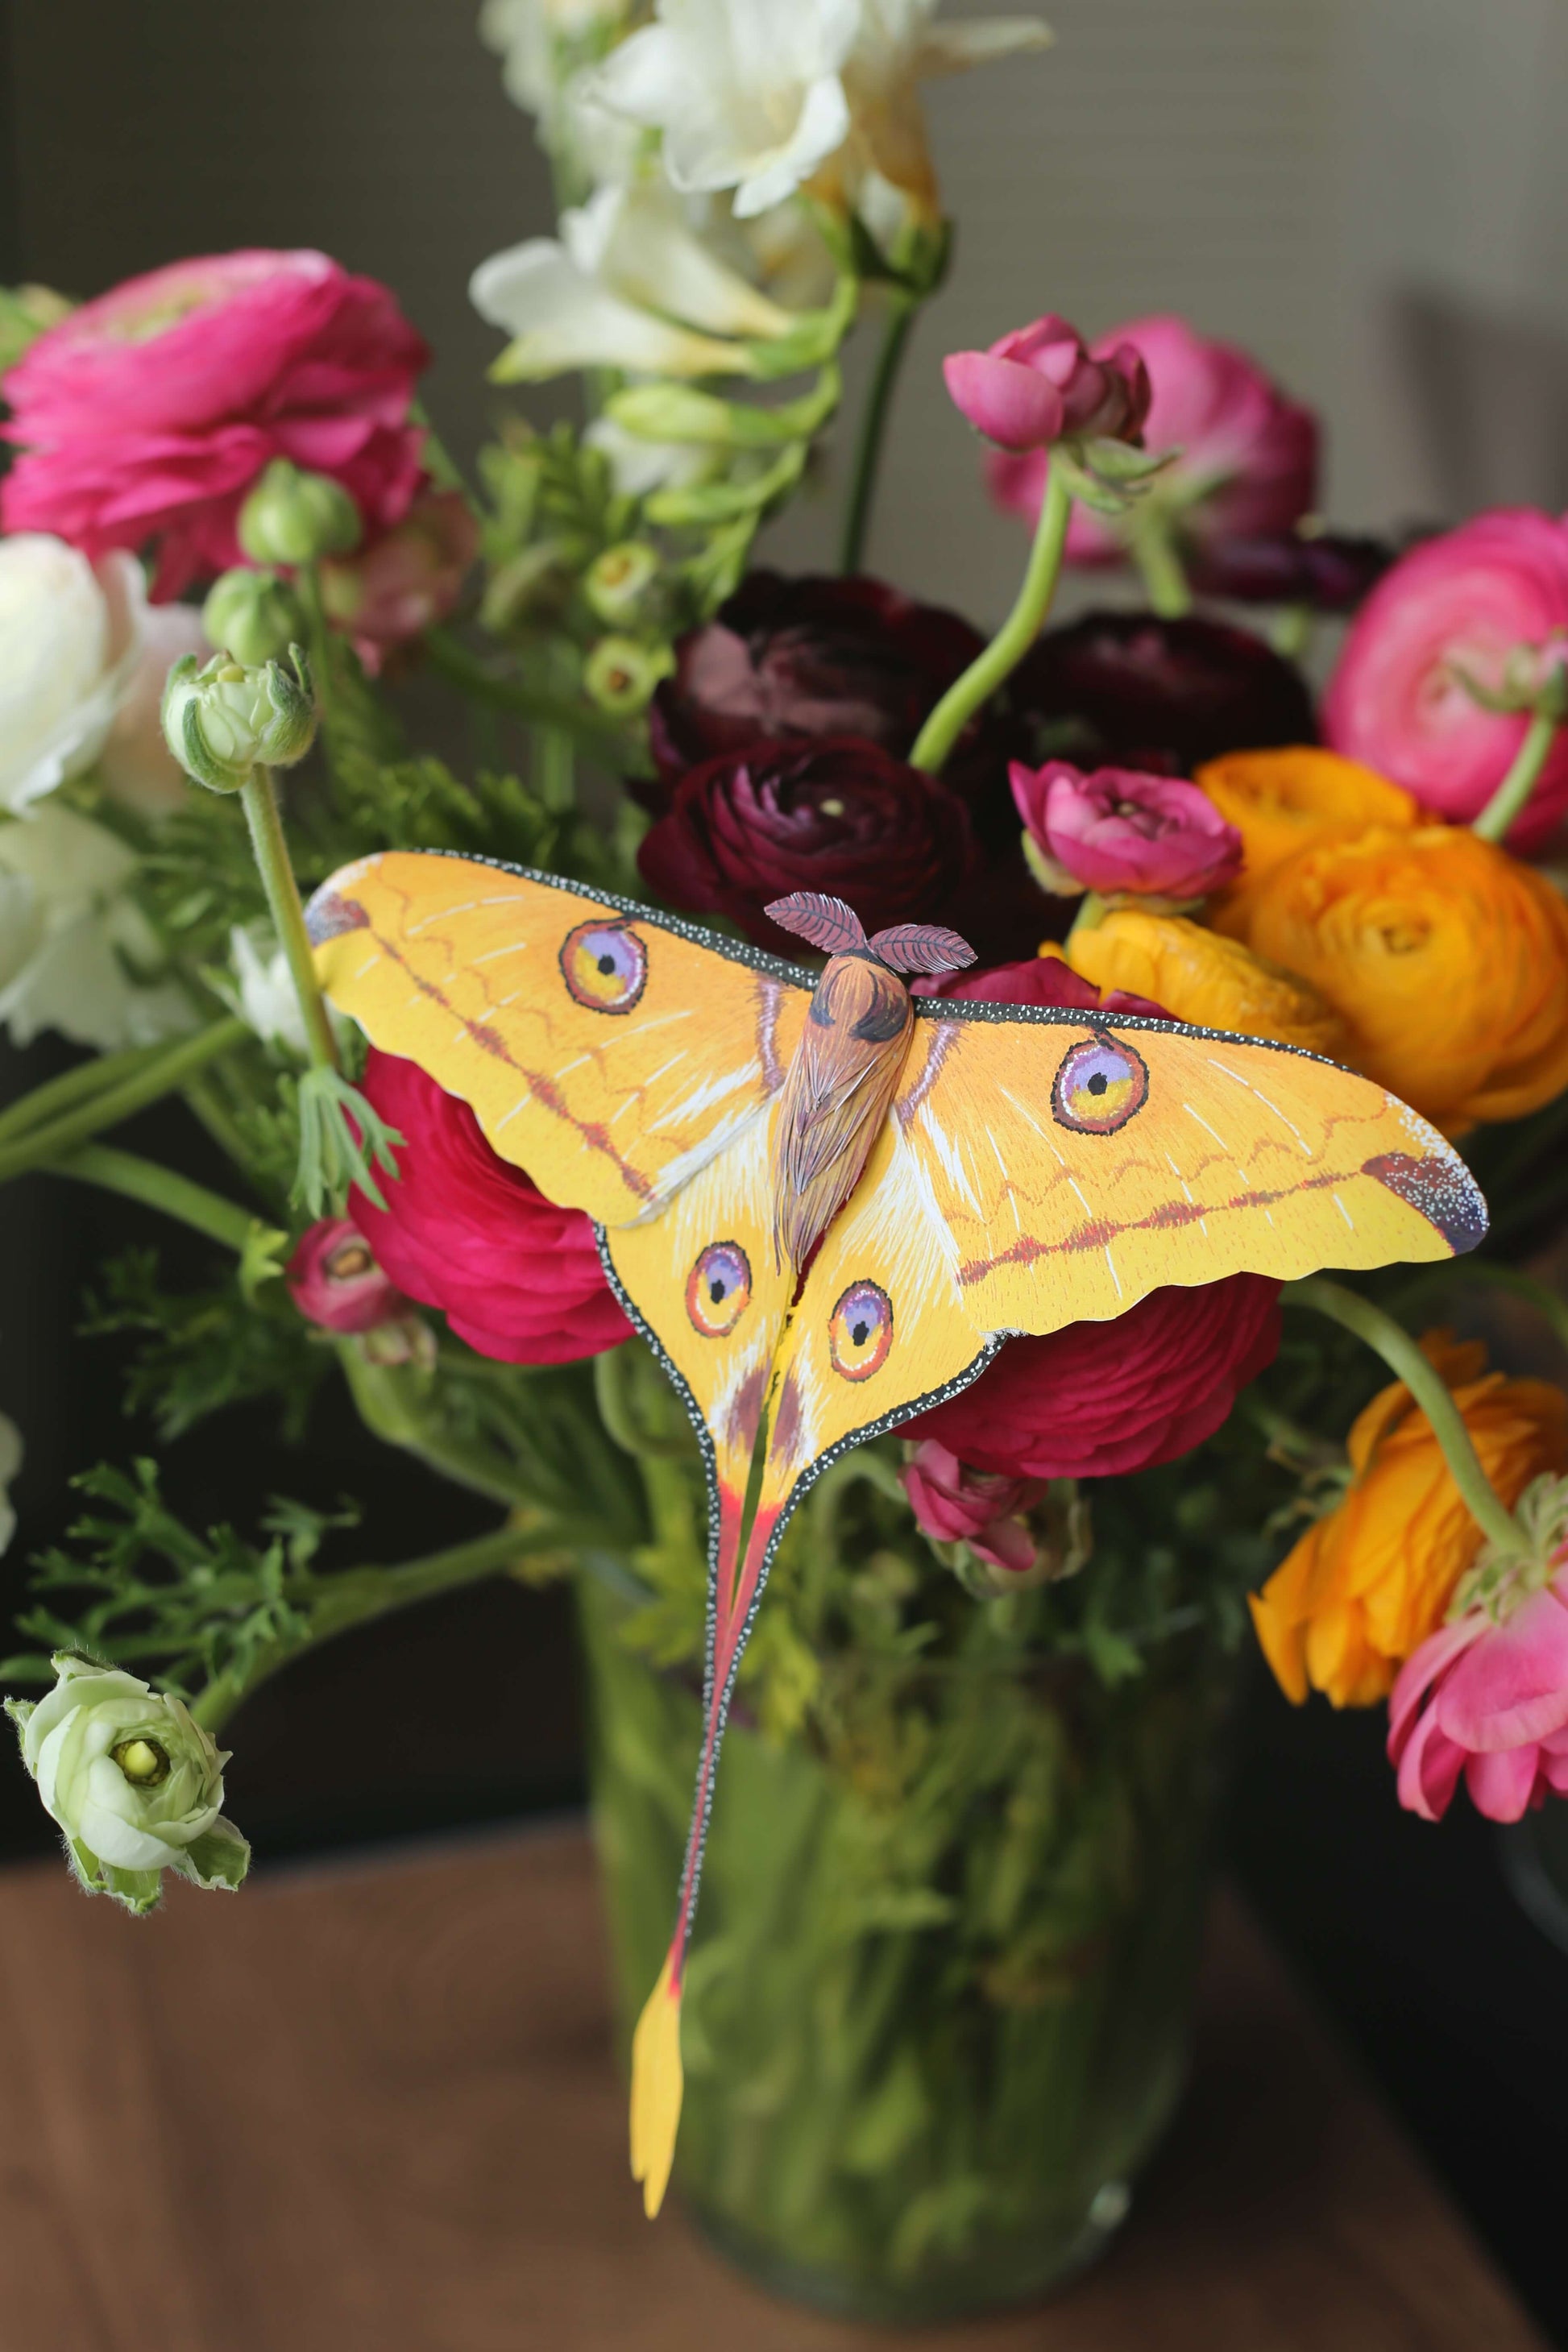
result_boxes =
[0,1822,1544,2352]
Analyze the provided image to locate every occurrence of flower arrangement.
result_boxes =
[2,0,1568,2318]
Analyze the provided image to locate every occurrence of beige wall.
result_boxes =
[10,0,1568,627]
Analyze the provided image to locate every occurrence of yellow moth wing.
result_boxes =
[306,851,811,1228]
[898,1006,1486,1338]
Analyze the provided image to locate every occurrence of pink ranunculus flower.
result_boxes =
[944,314,1150,454]
[2,251,429,601]
[1388,1556,1568,1823]
[900,1441,1048,1576]
[1010,757,1242,898]
[285,1217,409,1335]
[992,313,1317,562]
[1323,509,1568,849]
[319,488,479,670]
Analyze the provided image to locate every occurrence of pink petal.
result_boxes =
[943,352,1064,452]
[1388,1612,1487,1753]
[1437,1587,1568,1751]
[1393,1704,1466,1821]
[1464,1744,1545,1823]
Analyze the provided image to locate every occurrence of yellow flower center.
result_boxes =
[112,1737,170,1787]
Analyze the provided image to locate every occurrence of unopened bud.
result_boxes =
[0,282,73,372]
[586,541,661,628]
[202,567,305,666]
[584,635,672,718]
[239,459,363,566]
[161,645,317,794]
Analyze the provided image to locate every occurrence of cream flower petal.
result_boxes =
[563,182,795,338]
[915,18,1054,77]
[470,239,750,379]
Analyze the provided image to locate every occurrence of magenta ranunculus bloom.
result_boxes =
[2,251,429,600]
[285,1217,408,1335]
[944,314,1150,454]
[900,1441,1047,1576]
[1323,508,1568,849]
[1388,1561,1568,1823]
[992,313,1316,560]
[347,1049,632,1366]
[1010,758,1242,898]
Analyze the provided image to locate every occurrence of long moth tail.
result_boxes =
[625,1501,783,2217]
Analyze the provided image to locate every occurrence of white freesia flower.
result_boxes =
[226,923,349,1058]
[479,0,635,119]
[0,803,194,1051]
[0,1416,22,1558]
[585,415,721,496]
[471,179,791,380]
[591,0,1051,222]
[6,1653,249,1914]
[591,0,861,218]
[0,537,145,815]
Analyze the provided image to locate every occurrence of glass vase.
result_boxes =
[577,1563,1236,2325]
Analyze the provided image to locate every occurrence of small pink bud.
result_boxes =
[1010,758,1242,899]
[286,1217,407,1334]
[900,1440,1047,1575]
[944,314,1150,454]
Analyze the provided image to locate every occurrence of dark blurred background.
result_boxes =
[2,1,1566,2342]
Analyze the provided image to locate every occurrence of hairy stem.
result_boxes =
[910,459,1072,775]
[239,769,338,1072]
[189,1519,545,1734]
[44,1144,259,1253]
[1286,1277,1527,1558]
[839,292,917,575]
[0,1018,247,1187]
[1472,708,1558,843]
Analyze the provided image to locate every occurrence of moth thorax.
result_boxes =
[770,952,915,1276]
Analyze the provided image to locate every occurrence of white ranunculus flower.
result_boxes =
[591,0,1050,222]
[97,600,210,815]
[591,0,861,218]
[0,536,146,815]
[6,1653,249,1914]
[0,802,195,1051]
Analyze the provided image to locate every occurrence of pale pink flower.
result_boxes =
[1010,758,1242,898]
[2,251,429,600]
[286,1218,408,1336]
[1388,1561,1568,1823]
[1324,509,1568,849]
[319,489,479,670]
[944,314,1149,454]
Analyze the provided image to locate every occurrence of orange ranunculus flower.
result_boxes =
[1250,1334,1568,1708]
[1197,746,1419,906]
[1213,823,1568,1134]
[1059,909,1348,1056]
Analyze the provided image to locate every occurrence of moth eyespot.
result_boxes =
[559,919,647,1013]
[828,1280,893,1380]
[686,1242,751,1338]
[1052,1034,1149,1135]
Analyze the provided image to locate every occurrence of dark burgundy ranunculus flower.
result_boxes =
[1012,609,1315,775]
[637,735,979,955]
[1185,531,1392,612]
[647,570,1010,811]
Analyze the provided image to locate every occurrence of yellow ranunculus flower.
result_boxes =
[1059,909,1348,1056]
[1251,1335,1568,1708]
[1214,824,1568,1134]
[1197,746,1419,908]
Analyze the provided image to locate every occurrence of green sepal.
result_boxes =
[239,1221,290,1304]
[294,1064,403,1217]
[66,1836,164,1915]
[645,441,807,529]
[177,1818,251,1892]
[607,364,840,450]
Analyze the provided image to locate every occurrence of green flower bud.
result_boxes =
[239,458,363,566]
[0,281,73,372]
[585,541,662,628]
[201,567,305,666]
[6,1653,249,1914]
[161,645,317,793]
[583,634,673,719]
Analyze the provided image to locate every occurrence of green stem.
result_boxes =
[43,1144,258,1252]
[1473,707,1558,842]
[239,769,338,1072]
[338,1347,541,1512]
[0,1039,185,1148]
[839,292,917,575]
[1286,1277,1527,1558]
[189,1519,544,1733]
[1401,1259,1568,1363]
[423,627,633,763]
[910,458,1072,775]
[0,1018,247,1187]
[594,1346,690,1459]
[1130,517,1192,618]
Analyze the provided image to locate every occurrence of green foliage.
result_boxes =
[83,1247,329,1442]
[0,1460,350,1699]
